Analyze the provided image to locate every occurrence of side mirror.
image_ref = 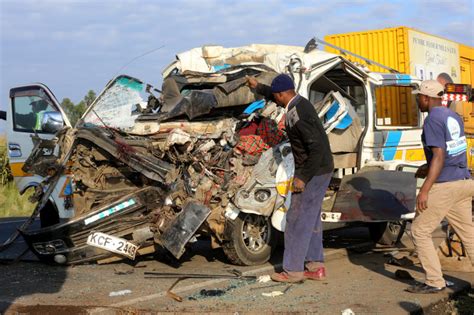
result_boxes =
[41,111,64,133]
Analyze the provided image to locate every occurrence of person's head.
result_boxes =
[30,99,48,113]
[271,74,296,107]
[436,72,453,87]
[412,80,444,112]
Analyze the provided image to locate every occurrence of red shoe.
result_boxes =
[304,267,326,280]
[270,271,305,283]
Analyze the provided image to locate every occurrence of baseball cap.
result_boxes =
[411,80,444,98]
[271,74,295,93]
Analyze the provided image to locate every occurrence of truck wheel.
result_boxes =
[223,213,276,266]
[368,221,405,245]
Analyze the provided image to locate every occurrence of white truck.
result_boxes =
[4,40,424,265]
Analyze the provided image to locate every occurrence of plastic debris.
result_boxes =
[341,308,355,315]
[261,284,292,297]
[257,275,272,283]
[262,291,284,297]
[109,289,132,297]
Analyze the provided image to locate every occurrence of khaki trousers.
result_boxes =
[411,179,474,288]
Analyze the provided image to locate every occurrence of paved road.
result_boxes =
[0,217,39,262]
[1,219,472,314]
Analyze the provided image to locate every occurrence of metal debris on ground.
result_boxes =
[144,269,256,280]
[167,278,185,302]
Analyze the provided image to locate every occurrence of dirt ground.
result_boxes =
[422,288,474,315]
[1,227,473,314]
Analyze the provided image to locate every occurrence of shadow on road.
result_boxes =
[342,227,472,314]
[0,217,67,313]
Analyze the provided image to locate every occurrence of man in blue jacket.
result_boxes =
[248,74,334,282]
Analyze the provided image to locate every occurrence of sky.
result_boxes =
[0,0,473,135]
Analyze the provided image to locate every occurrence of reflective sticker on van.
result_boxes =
[84,198,136,225]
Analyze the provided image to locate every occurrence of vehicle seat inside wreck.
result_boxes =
[308,65,365,169]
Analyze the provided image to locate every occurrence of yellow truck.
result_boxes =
[324,26,474,169]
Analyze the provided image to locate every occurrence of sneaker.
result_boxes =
[304,267,326,281]
[406,283,445,294]
[270,271,305,283]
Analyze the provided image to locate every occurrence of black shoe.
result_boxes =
[406,283,445,294]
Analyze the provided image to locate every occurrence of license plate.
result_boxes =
[87,232,139,260]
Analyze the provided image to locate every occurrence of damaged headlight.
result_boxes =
[254,189,271,202]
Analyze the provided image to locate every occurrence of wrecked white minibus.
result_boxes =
[4,40,423,265]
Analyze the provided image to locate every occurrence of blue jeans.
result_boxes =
[283,172,332,272]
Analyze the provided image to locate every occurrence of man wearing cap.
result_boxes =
[247,74,334,283]
[408,80,474,294]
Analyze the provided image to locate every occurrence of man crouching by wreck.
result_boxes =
[247,74,334,282]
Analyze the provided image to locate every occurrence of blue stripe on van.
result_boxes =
[382,130,402,161]
[396,74,412,85]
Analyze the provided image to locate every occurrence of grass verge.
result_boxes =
[0,136,36,217]
[0,181,36,217]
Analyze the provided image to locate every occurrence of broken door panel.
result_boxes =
[331,170,416,222]
[160,202,211,259]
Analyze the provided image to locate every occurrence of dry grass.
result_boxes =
[0,136,36,217]
[0,182,36,217]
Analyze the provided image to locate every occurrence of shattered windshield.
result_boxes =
[82,76,145,130]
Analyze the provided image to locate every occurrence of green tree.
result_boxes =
[84,90,97,107]
[61,98,75,123]
[60,90,96,126]
[61,98,80,126]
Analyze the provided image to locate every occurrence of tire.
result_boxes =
[368,221,405,245]
[222,213,276,266]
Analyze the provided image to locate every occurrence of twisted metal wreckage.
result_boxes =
[6,42,417,266]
